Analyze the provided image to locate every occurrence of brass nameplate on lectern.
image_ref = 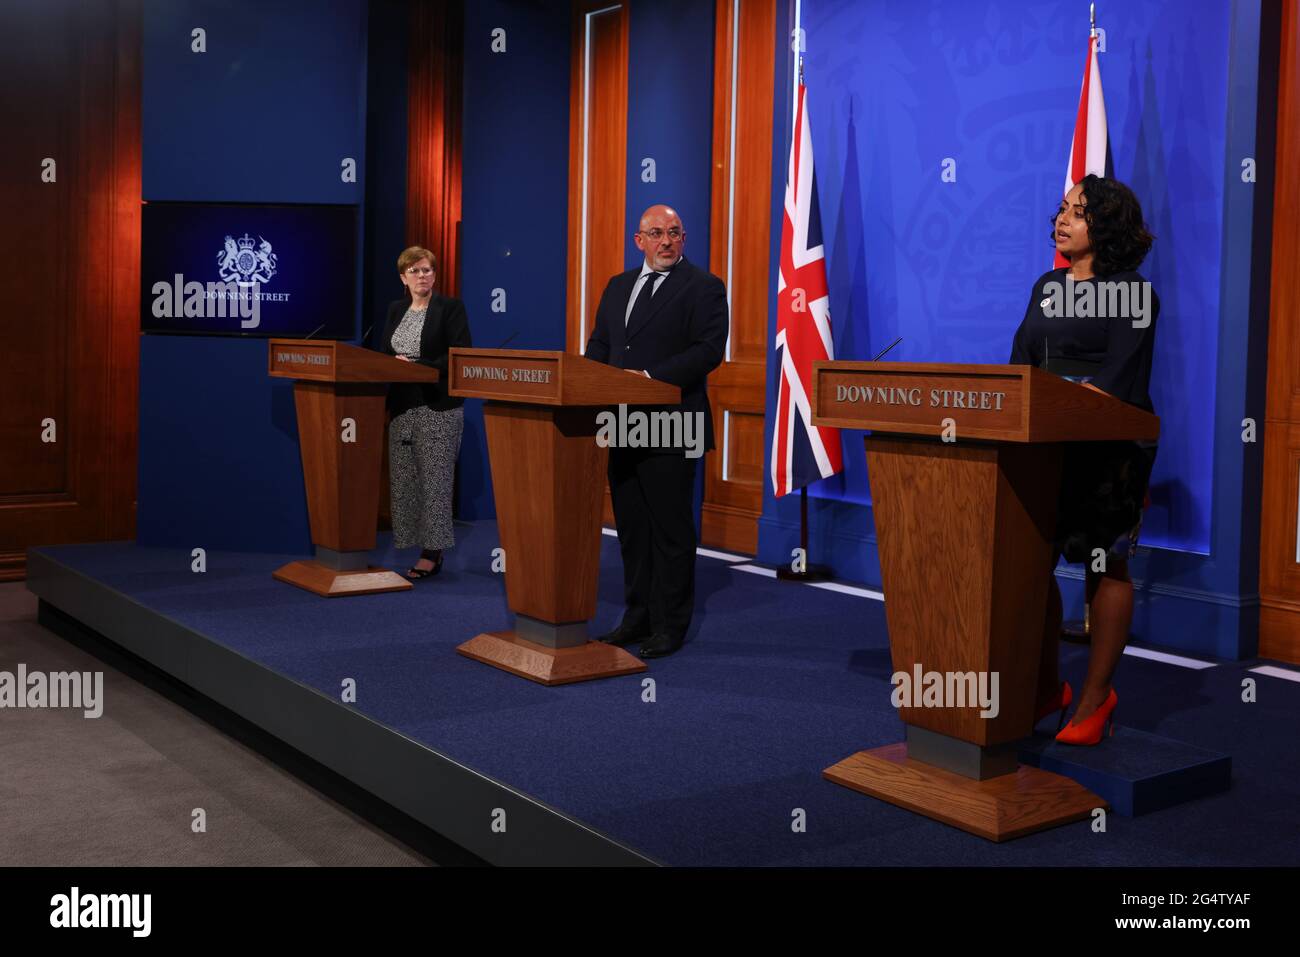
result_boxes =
[814,364,1025,440]
[812,361,1159,444]
[267,339,439,384]
[448,348,679,407]
[448,352,562,403]
[269,342,336,381]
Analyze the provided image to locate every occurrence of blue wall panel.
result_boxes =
[143,0,367,204]
[137,335,311,553]
[624,0,715,270]
[458,0,573,521]
[137,0,368,553]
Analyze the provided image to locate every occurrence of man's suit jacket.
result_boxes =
[584,257,728,451]
[371,294,472,415]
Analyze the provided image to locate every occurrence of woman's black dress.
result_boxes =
[1009,268,1159,564]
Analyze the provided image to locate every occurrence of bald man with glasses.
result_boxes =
[584,204,729,658]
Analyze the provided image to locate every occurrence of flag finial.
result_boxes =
[1090,3,1096,36]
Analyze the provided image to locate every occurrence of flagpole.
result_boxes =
[1066,2,1101,641]
[777,483,832,582]
[777,49,831,585]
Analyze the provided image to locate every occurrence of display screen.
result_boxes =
[140,201,358,338]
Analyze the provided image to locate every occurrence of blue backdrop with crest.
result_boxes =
[758,0,1271,657]
[794,0,1230,554]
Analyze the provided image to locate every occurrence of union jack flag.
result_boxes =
[1056,21,1111,268]
[771,80,843,498]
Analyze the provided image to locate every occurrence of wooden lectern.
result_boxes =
[811,362,1160,841]
[267,338,439,597]
[447,348,680,685]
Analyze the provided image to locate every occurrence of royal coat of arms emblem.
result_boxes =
[217,233,278,285]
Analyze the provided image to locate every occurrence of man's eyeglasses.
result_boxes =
[640,228,683,242]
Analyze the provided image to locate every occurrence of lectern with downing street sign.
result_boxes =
[448,348,681,685]
[267,338,440,597]
[811,361,1160,841]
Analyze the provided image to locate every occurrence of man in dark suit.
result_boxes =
[584,204,728,658]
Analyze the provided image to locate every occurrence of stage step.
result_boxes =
[1019,728,1231,817]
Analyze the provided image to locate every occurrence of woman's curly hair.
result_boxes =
[1049,174,1155,276]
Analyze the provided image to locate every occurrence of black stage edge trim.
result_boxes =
[25,549,656,867]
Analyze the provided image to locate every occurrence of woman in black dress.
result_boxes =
[1009,174,1157,745]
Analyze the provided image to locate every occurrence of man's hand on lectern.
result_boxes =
[395,355,414,362]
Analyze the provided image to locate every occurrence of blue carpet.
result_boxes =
[33,525,1300,866]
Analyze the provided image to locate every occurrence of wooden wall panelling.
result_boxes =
[566,1,628,528]
[0,0,141,580]
[702,0,777,555]
[1260,0,1300,661]
[566,0,629,356]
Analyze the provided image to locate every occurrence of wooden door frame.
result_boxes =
[701,0,777,555]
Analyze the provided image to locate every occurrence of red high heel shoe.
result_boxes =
[1034,681,1073,731]
[1055,688,1118,746]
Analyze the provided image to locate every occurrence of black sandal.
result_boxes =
[406,550,443,580]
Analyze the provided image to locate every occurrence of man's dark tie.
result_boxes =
[626,271,666,330]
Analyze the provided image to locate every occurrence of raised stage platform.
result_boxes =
[24,523,1299,866]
